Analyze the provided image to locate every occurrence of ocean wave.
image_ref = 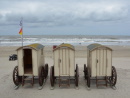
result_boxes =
[0,36,130,46]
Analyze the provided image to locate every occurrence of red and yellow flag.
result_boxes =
[19,28,22,35]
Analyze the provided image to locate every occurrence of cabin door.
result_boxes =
[96,49,107,76]
[59,47,70,76]
[23,49,33,74]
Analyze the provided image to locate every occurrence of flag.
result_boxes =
[19,28,22,35]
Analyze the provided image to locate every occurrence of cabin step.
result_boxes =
[59,79,70,87]
[59,76,70,87]
[96,77,107,87]
[59,78,70,81]
[24,77,33,80]
[22,75,34,86]
[97,79,106,81]
[97,84,107,87]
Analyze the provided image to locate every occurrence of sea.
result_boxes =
[0,35,130,46]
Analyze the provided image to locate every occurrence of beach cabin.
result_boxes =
[13,43,48,88]
[50,43,79,88]
[83,43,117,88]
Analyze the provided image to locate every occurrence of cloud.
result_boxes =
[0,0,128,27]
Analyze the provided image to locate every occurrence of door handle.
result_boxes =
[59,59,61,63]
[97,59,98,63]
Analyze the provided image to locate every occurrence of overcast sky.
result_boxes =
[0,0,130,35]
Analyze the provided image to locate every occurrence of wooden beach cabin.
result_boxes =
[50,43,79,88]
[13,43,48,88]
[83,43,117,88]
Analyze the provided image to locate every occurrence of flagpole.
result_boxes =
[20,17,23,47]
[22,18,23,47]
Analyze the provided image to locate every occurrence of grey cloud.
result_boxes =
[0,0,129,27]
[0,14,2,19]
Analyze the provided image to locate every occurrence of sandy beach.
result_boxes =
[0,0,130,97]
[0,45,130,98]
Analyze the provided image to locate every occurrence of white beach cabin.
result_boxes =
[13,43,48,88]
[50,43,79,88]
[17,43,45,76]
[84,43,117,88]
[87,43,112,77]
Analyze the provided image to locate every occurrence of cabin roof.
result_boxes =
[87,43,112,51]
[54,43,75,51]
[17,43,44,51]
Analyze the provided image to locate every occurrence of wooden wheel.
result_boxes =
[13,66,20,86]
[86,67,90,88]
[44,64,49,79]
[107,66,117,86]
[39,66,44,86]
[50,66,54,87]
[75,64,79,87]
[84,64,87,79]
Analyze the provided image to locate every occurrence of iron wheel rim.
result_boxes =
[13,66,19,86]
[84,64,87,79]
[50,66,54,87]
[75,64,79,87]
[39,66,44,86]
[107,66,117,86]
[45,64,49,79]
[86,67,90,87]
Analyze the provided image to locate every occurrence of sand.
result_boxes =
[0,45,130,98]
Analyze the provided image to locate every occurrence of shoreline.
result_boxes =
[0,45,130,57]
[1,35,130,46]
